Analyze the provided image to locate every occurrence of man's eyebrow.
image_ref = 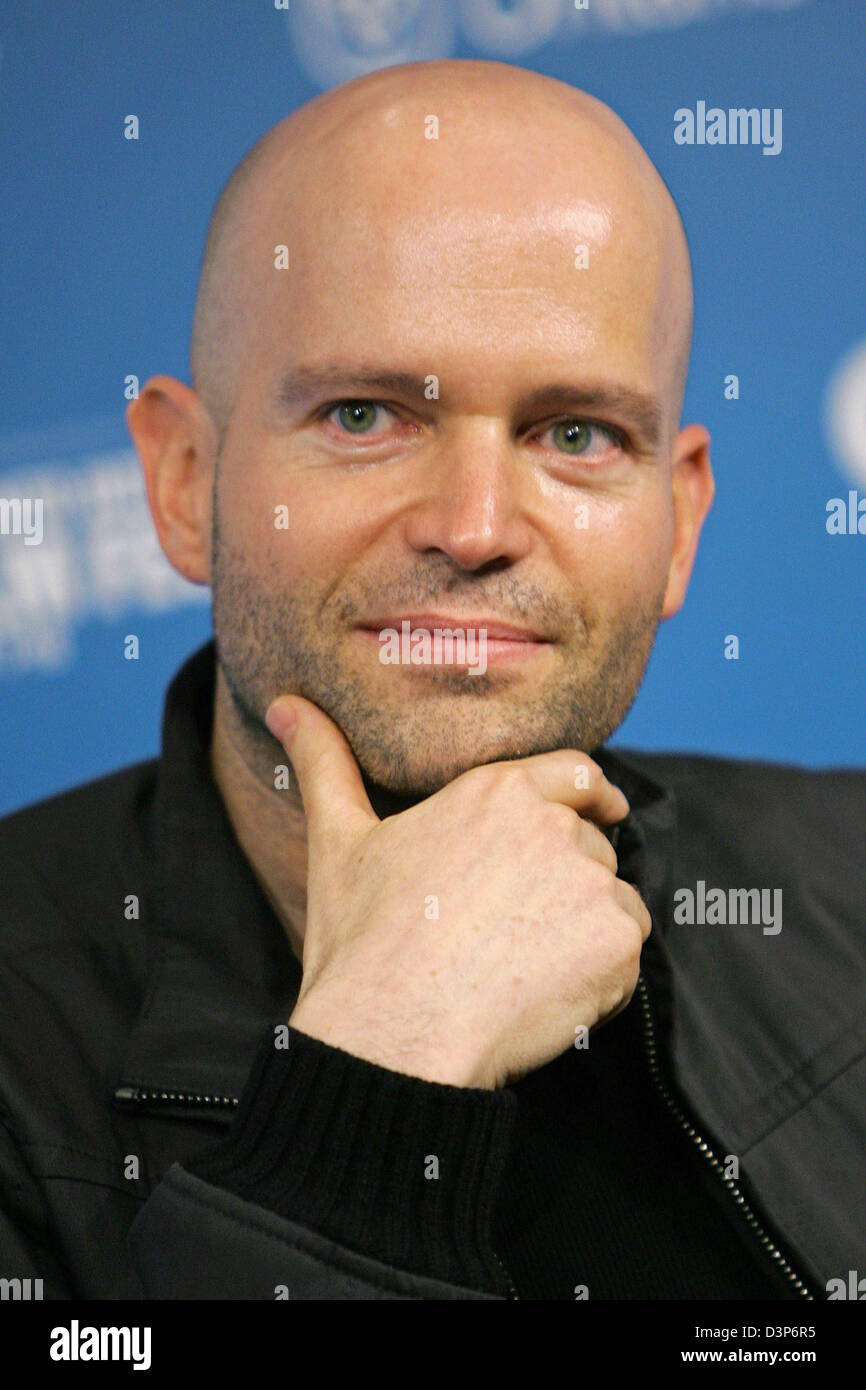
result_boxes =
[514,384,665,448]
[273,365,429,409]
[272,364,665,446]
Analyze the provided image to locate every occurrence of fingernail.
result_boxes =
[265,699,297,742]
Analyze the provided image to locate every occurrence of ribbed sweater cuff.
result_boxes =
[184,1025,518,1296]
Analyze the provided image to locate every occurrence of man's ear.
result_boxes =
[126,376,218,586]
[661,423,715,620]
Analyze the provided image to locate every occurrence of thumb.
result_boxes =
[265,694,377,841]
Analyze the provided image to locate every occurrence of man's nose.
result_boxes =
[401,419,535,571]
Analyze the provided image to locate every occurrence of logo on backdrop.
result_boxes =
[824,338,866,490]
[286,1,456,89]
[285,0,813,89]
[0,423,207,676]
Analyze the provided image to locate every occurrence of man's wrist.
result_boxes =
[288,996,487,1089]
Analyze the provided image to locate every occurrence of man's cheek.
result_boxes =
[600,507,671,588]
[291,514,369,576]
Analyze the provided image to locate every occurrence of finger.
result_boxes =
[612,877,653,941]
[507,749,630,825]
[574,817,619,874]
[265,694,378,845]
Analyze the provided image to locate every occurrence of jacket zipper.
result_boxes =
[115,1084,520,1298]
[491,1248,519,1300]
[114,1085,239,1110]
[636,972,817,1300]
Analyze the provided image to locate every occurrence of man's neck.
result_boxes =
[209,670,309,965]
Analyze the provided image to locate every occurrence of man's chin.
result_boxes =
[357,756,479,818]
[356,757,485,818]
[355,740,563,819]
[358,770,433,820]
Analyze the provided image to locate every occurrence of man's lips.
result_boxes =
[356,614,551,642]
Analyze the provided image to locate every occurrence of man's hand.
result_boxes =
[266,696,651,1091]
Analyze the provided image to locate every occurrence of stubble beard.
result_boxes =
[210,510,667,818]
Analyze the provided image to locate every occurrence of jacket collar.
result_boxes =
[117,640,679,1106]
[118,641,303,1104]
[594,743,679,1056]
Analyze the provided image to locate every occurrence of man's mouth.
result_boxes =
[354,613,553,671]
[356,613,551,642]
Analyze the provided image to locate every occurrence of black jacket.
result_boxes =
[1,641,864,1299]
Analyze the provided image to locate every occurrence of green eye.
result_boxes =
[551,420,593,454]
[336,401,380,433]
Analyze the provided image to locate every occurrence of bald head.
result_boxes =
[190,59,693,444]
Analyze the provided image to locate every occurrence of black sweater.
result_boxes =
[186,932,797,1300]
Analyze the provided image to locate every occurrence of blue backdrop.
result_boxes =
[2,0,864,815]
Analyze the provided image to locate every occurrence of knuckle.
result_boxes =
[545,801,579,841]
[577,820,616,871]
[473,761,525,798]
[573,754,603,789]
[604,847,620,876]
[579,855,613,897]
[629,914,647,955]
[306,746,333,789]
[496,762,531,795]
[585,758,604,789]
[622,901,650,951]
[629,888,652,938]
[611,919,643,972]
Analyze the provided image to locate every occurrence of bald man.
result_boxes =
[1,60,864,1304]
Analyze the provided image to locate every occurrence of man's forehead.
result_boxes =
[253,104,661,255]
[238,102,670,342]
[242,185,666,410]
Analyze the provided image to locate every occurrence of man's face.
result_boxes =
[210,110,685,796]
